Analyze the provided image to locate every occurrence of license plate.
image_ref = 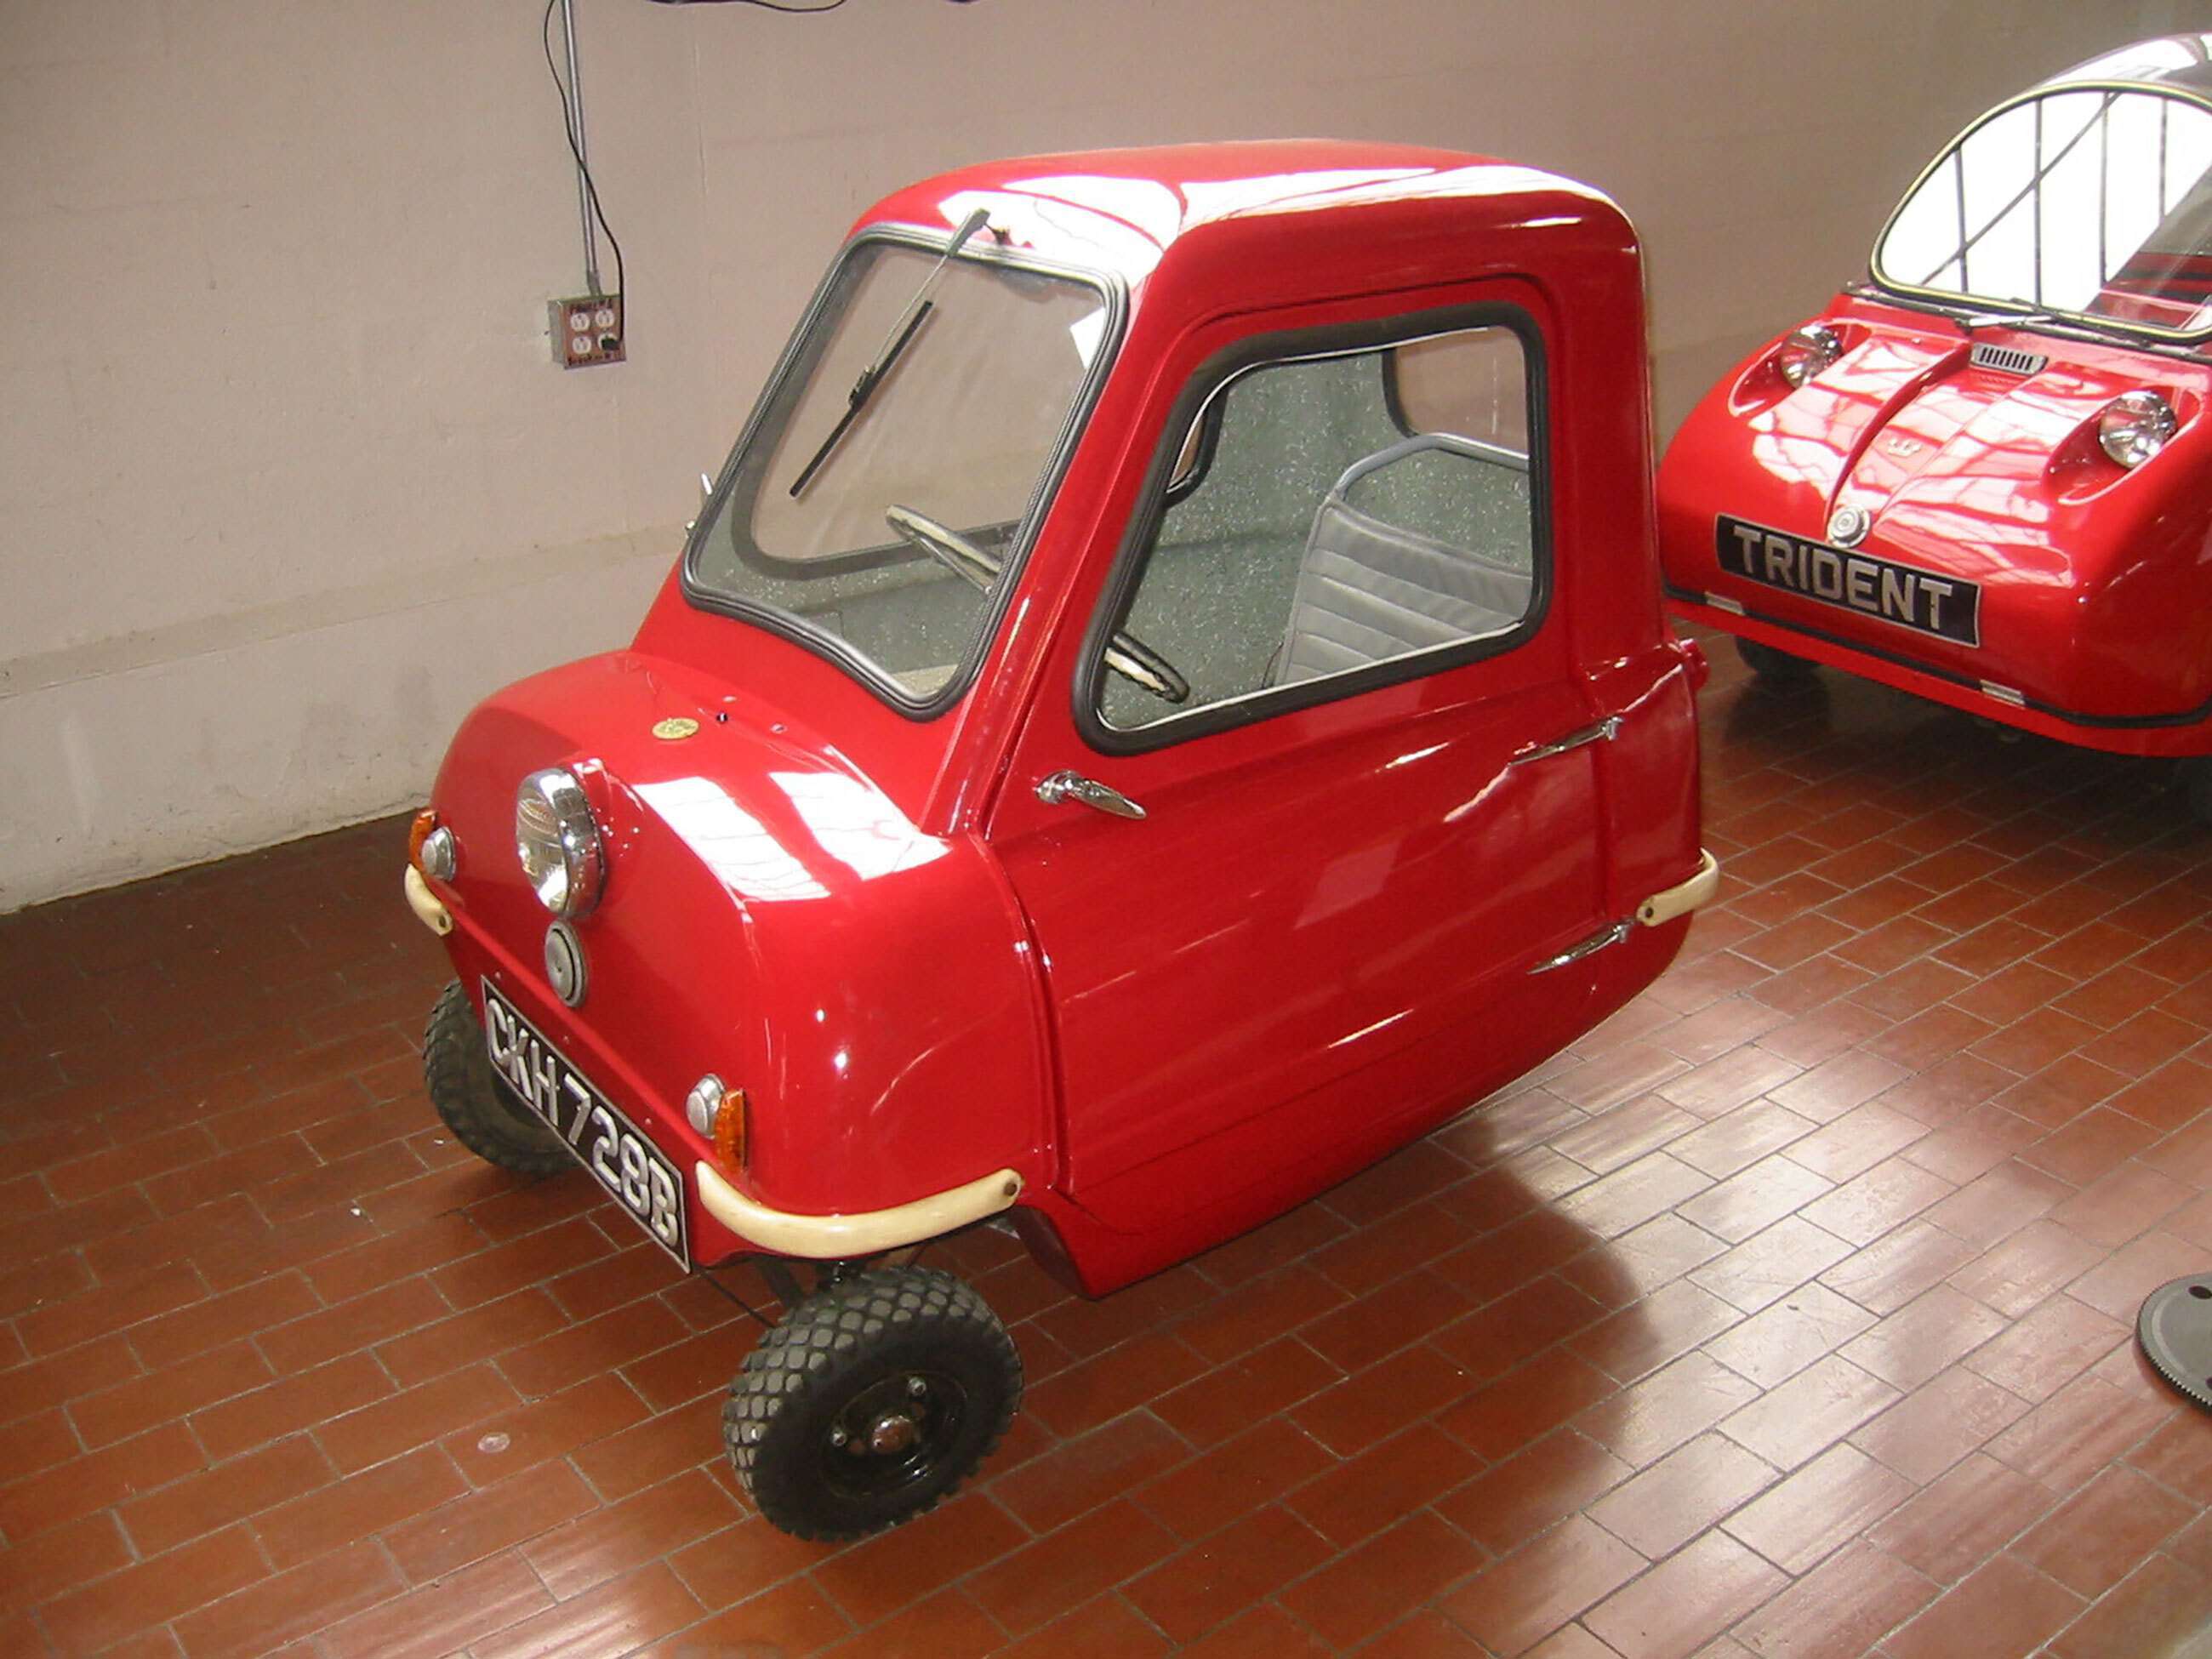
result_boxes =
[481,981,689,1268]
[1715,514,1981,647]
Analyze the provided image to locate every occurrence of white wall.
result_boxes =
[3,0,2203,908]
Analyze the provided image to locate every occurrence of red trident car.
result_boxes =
[402,141,1714,1540]
[1659,34,2212,808]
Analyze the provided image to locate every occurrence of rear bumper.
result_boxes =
[1668,588,2212,758]
[1639,850,1719,926]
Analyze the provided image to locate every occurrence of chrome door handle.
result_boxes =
[1510,715,1620,767]
[1527,920,1632,974]
[1036,771,1146,820]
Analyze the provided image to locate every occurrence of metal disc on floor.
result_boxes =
[2139,1275,2212,1411]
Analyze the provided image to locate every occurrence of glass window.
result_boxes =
[688,237,1113,703]
[1877,88,2212,336]
[1093,322,1541,734]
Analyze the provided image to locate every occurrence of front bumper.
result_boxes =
[404,866,453,935]
[1668,588,2212,759]
[695,1162,1024,1259]
[407,858,1026,1263]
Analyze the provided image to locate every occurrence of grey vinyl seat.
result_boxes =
[1273,434,1532,686]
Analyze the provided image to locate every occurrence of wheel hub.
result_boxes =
[818,1369,966,1498]
[866,1411,921,1455]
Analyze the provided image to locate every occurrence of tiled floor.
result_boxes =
[4,634,2212,1657]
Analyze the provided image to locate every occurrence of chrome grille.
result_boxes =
[1969,342,2048,377]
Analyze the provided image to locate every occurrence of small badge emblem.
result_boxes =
[1886,435,1924,458]
[1827,505,1870,547]
[651,717,700,741]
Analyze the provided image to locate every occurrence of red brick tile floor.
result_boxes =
[3,632,2212,1656]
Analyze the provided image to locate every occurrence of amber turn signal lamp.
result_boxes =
[714,1087,749,1171]
[408,808,459,882]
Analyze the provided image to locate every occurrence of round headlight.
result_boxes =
[1776,323,1843,389]
[516,767,604,918]
[2097,391,2178,469]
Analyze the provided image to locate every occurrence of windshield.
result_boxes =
[686,231,1115,707]
[1875,87,2212,338]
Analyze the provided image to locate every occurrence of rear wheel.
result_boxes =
[725,1266,1020,1542]
[1736,637,1816,681]
[423,980,570,1175]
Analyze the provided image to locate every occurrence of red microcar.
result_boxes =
[402,141,1715,1540]
[1658,34,2212,809]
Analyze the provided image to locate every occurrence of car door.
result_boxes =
[988,285,1615,1256]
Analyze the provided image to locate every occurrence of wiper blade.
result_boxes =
[789,207,993,499]
[1957,303,2066,333]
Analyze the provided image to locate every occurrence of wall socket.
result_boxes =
[551,294,624,369]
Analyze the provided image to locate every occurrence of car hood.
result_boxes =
[1755,332,2187,583]
[442,648,951,913]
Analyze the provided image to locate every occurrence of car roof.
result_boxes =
[2041,33,2212,105]
[853,140,1636,319]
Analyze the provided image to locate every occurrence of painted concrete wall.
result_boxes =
[3,0,2203,908]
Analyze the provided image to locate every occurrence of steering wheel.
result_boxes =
[884,505,1191,704]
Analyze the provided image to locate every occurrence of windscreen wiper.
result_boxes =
[1956,301,2066,333]
[788,208,994,499]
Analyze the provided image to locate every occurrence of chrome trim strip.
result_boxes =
[1981,680,2027,706]
[1707,592,1746,616]
[694,1163,1024,1258]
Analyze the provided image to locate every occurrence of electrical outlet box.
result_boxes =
[551,294,624,369]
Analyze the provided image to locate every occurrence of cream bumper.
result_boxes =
[1638,849,1721,927]
[404,865,453,936]
[694,1162,1025,1259]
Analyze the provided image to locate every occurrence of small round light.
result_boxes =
[1776,323,1843,389]
[544,921,587,1006]
[419,826,458,882]
[2097,391,2178,469]
[684,1075,725,1137]
[516,767,605,918]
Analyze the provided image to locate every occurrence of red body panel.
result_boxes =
[428,647,1053,1266]
[420,142,1704,1290]
[1662,334,2212,751]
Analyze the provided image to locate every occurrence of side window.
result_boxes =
[1093,319,1542,735]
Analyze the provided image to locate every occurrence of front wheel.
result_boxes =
[1736,636,1816,681]
[423,980,571,1175]
[2179,757,2212,826]
[724,1265,1020,1541]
